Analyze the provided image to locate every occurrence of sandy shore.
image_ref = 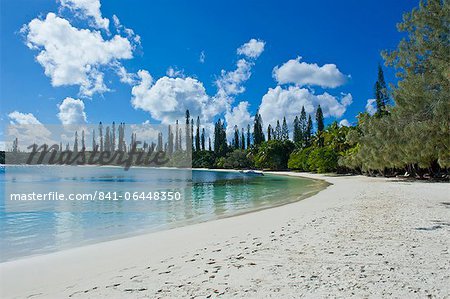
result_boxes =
[1,173,449,298]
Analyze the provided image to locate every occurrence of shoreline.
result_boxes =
[1,172,449,298]
[0,169,327,263]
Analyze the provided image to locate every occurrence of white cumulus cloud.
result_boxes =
[57,97,87,125]
[273,57,348,88]
[7,111,54,147]
[215,59,252,98]
[131,72,210,125]
[225,101,253,138]
[259,86,352,130]
[60,0,110,31]
[237,39,265,59]
[166,66,184,78]
[130,39,265,140]
[339,119,351,127]
[366,98,377,115]
[8,111,42,125]
[23,13,133,97]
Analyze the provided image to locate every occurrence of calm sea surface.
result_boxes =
[0,165,325,262]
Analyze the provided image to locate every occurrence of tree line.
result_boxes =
[3,1,448,178]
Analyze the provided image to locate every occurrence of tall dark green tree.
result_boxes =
[299,106,307,146]
[168,125,174,155]
[191,118,194,151]
[293,116,301,143]
[241,129,245,150]
[98,122,103,152]
[185,110,191,153]
[233,125,240,149]
[201,128,205,151]
[267,124,272,141]
[316,105,324,133]
[175,120,179,151]
[214,119,228,156]
[306,115,313,147]
[281,117,289,140]
[275,120,281,140]
[246,124,251,148]
[195,116,200,151]
[374,64,389,116]
[81,130,85,151]
[253,111,265,145]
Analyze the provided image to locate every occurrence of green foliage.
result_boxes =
[374,64,389,116]
[307,147,338,173]
[281,117,289,140]
[253,111,265,145]
[288,122,352,173]
[254,140,295,170]
[275,120,281,140]
[192,150,215,168]
[288,147,313,171]
[315,105,324,133]
[293,116,301,143]
[305,115,313,147]
[213,119,228,157]
[222,150,253,169]
[339,0,450,177]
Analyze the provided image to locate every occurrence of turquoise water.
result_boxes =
[0,166,324,262]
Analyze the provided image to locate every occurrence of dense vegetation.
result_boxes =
[192,0,449,179]
[3,1,447,179]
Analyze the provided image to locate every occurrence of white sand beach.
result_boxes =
[1,173,449,298]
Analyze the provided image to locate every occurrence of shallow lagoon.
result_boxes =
[0,165,325,261]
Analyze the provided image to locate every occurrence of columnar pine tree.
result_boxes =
[306,115,313,147]
[195,116,200,152]
[233,125,240,149]
[105,127,110,152]
[299,106,307,146]
[112,122,116,151]
[316,105,324,133]
[81,130,85,151]
[246,124,251,148]
[168,125,174,155]
[267,124,272,141]
[293,116,301,143]
[241,128,245,150]
[281,117,289,140]
[178,128,182,151]
[98,122,103,152]
[214,119,228,156]
[185,110,191,154]
[374,64,389,117]
[275,120,281,140]
[191,118,194,152]
[201,128,205,151]
[92,129,96,151]
[253,111,265,145]
[175,120,179,151]
[73,131,78,152]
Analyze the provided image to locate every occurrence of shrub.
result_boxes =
[222,150,253,169]
[288,147,313,171]
[307,146,338,173]
[254,140,295,170]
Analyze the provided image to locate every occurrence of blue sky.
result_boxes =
[1,0,418,138]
